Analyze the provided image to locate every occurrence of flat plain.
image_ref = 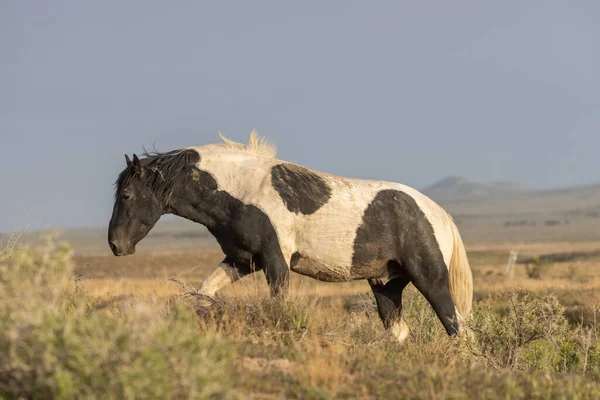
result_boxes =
[3,182,600,399]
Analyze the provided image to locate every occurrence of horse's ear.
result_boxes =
[132,154,144,177]
[125,154,132,167]
[184,150,201,167]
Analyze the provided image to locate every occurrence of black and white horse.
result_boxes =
[108,131,473,342]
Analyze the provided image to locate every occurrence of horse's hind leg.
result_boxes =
[404,261,459,336]
[369,276,411,343]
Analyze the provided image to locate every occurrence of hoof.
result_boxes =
[390,319,410,344]
[195,293,217,314]
[195,305,213,317]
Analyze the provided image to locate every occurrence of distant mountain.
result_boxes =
[422,176,530,202]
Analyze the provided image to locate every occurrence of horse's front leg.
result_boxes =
[197,257,252,307]
[260,251,290,299]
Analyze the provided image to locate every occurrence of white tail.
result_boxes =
[447,219,473,318]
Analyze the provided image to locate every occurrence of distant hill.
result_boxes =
[426,179,600,244]
[437,182,600,217]
[422,176,530,202]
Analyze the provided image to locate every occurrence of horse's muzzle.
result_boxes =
[109,240,135,256]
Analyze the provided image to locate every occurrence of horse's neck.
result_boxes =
[167,153,272,229]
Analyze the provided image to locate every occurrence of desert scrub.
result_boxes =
[196,291,322,345]
[0,234,236,400]
[464,291,571,371]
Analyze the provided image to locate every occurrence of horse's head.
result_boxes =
[108,154,163,256]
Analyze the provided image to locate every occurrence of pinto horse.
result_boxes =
[109,131,473,342]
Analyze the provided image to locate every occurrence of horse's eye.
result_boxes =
[123,192,132,200]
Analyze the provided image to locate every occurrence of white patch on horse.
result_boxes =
[197,263,238,305]
[390,319,410,344]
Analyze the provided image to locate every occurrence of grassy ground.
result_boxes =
[4,234,600,399]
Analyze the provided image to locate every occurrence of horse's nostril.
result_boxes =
[109,241,119,254]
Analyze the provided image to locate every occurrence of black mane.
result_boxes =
[114,149,200,202]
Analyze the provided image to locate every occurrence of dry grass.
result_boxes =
[5,237,600,398]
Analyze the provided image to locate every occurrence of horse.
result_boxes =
[108,131,473,343]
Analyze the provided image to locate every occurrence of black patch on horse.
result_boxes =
[167,166,290,297]
[351,190,443,270]
[352,189,459,336]
[290,252,301,267]
[271,163,332,215]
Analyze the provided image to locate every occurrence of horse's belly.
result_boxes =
[289,253,352,282]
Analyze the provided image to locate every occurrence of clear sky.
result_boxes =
[1,1,599,232]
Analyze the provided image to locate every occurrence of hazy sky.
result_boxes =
[1,1,599,232]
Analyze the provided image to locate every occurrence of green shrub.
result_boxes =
[0,234,236,400]
[465,291,569,370]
